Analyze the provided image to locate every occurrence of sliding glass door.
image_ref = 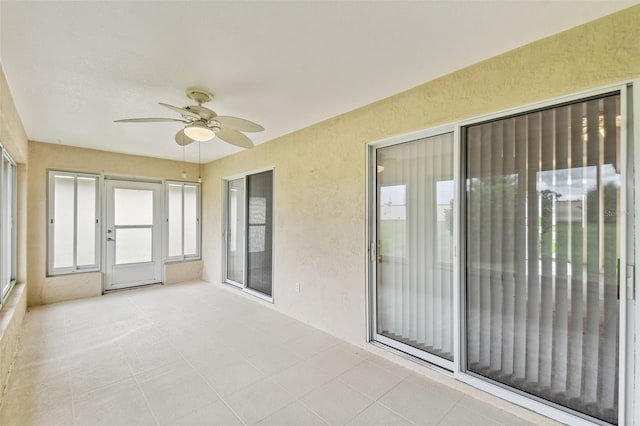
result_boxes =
[373,132,455,368]
[224,170,274,299]
[369,85,633,424]
[464,93,621,424]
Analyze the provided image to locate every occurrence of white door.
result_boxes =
[104,179,162,291]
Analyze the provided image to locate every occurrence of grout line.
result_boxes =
[169,331,248,426]
[124,309,161,426]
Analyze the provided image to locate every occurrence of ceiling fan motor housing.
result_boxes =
[186,89,213,105]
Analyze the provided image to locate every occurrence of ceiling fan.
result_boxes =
[114,89,263,149]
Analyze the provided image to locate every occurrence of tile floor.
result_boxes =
[0,281,557,425]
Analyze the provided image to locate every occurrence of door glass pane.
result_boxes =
[114,188,153,225]
[167,184,183,257]
[465,94,620,424]
[76,177,96,266]
[53,175,75,268]
[376,133,455,362]
[226,178,245,284]
[115,228,152,264]
[184,185,198,256]
[247,171,273,296]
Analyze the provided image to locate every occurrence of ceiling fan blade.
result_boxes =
[217,127,254,149]
[114,117,188,123]
[214,116,264,132]
[175,129,195,146]
[159,102,201,120]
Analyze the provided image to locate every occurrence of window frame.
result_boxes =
[47,170,101,276]
[164,180,201,262]
[0,149,17,304]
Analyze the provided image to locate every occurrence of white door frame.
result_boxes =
[103,178,163,291]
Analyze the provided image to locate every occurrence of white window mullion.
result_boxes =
[73,176,78,270]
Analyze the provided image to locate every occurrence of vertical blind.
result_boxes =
[376,133,454,362]
[465,93,620,424]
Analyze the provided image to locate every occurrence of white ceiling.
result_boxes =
[0,1,635,163]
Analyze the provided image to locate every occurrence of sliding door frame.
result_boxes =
[367,80,637,425]
[456,82,632,426]
[222,167,275,303]
[367,123,460,373]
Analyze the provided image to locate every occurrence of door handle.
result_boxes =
[107,237,115,242]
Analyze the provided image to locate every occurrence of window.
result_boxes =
[165,182,201,260]
[47,171,100,275]
[1,151,16,303]
[224,170,274,299]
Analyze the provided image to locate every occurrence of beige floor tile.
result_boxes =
[366,354,413,378]
[310,342,370,378]
[223,376,296,424]
[167,399,243,425]
[8,358,71,391]
[0,404,74,426]
[245,341,304,375]
[271,360,335,398]
[0,282,553,426]
[283,327,342,359]
[120,325,184,376]
[438,395,531,426]
[0,382,74,426]
[73,378,157,426]
[257,401,328,426]
[346,402,414,426]
[68,345,133,397]
[138,363,219,423]
[198,357,267,397]
[378,376,463,425]
[336,359,405,400]
[301,378,374,424]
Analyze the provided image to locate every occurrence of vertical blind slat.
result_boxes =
[599,95,619,410]
[567,102,585,399]
[513,116,528,380]
[552,106,569,395]
[490,122,504,373]
[583,99,601,404]
[479,124,493,368]
[501,118,516,378]
[525,112,541,384]
[467,127,481,365]
[538,109,555,389]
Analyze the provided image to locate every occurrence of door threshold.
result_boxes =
[104,282,163,294]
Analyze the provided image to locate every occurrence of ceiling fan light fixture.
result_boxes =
[184,122,215,141]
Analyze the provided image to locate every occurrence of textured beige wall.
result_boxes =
[201,6,640,345]
[164,260,203,284]
[0,64,28,409]
[27,141,200,306]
